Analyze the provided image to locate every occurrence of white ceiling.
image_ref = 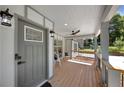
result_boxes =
[31,5,105,36]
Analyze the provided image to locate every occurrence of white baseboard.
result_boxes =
[36,80,48,87]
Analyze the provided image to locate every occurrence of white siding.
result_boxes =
[0,5,25,87]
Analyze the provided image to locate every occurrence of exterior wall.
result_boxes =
[0,25,15,87]
[0,26,2,86]
[0,5,25,87]
[0,5,54,86]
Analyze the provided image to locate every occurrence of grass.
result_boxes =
[109,46,124,53]
[109,46,124,56]
[79,49,95,54]
[79,46,124,55]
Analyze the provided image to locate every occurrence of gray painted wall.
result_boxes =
[0,26,15,87]
[0,5,25,87]
[0,27,2,85]
[0,6,5,86]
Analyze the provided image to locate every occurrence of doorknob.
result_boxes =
[18,61,26,65]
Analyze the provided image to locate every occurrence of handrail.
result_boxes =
[96,53,124,73]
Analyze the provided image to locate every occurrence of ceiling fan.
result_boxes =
[70,30,80,35]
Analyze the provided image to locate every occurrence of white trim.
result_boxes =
[36,80,48,87]
[24,25,44,42]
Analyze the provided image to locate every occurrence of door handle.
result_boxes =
[18,61,26,65]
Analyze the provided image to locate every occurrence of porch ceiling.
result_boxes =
[31,5,106,36]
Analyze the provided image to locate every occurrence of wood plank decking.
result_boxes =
[49,56,102,87]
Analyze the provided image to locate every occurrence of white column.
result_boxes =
[101,21,121,87]
[48,30,54,79]
[94,36,99,67]
[101,22,109,61]
[100,21,109,85]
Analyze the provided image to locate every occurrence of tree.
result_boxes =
[109,14,124,46]
[114,40,124,50]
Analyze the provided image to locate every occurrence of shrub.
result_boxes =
[114,40,124,50]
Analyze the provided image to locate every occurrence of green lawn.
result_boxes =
[79,46,124,55]
[79,49,95,54]
[109,46,124,53]
[79,49,94,52]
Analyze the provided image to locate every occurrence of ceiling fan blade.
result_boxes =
[72,30,80,35]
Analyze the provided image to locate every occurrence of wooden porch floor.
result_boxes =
[49,56,102,87]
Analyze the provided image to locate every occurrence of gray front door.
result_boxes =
[17,19,47,87]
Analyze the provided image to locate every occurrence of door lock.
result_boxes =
[15,53,21,60]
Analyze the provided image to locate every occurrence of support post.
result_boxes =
[94,36,99,68]
[100,21,121,87]
[100,21,109,86]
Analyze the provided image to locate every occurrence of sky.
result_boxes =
[117,5,124,16]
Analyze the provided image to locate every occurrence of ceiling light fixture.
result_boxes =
[64,24,68,26]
